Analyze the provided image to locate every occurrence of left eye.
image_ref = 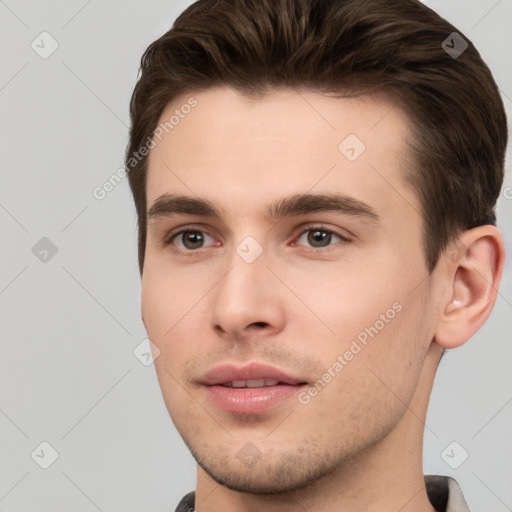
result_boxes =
[172,230,216,250]
[295,229,344,248]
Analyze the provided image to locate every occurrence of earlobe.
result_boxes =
[434,225,505,350]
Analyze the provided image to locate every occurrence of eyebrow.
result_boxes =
[147,193,379,223]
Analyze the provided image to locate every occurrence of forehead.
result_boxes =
[145,86,417,220]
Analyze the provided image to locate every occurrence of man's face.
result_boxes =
[142,87,440,493]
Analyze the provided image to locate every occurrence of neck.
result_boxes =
[195,342,443,512]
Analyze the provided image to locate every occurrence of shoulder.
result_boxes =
[173,491,195,512]
[425,475,471,512]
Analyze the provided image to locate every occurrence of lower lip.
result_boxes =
[204,384,303,414]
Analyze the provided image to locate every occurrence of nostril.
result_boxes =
[250,321,268,328]
[214,324,226,334]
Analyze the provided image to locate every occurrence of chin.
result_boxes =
[187,440,353,496]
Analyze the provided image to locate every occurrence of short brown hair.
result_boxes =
[126,0,507,275]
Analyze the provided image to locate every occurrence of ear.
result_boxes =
[434,225,506,349]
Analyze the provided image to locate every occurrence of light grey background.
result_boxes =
[0,1,511,510]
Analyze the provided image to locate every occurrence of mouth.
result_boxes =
[199,363,308,415]
[220,379,281,388]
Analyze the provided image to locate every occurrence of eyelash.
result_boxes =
[163,224,351,257]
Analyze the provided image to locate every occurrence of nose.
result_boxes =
[210,251,286,342]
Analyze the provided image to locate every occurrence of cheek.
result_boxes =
[278,260,401,339]
[285,258,432,383]
[141,252,204,338]
[142,266,201,418]
[141,261,198,376]
[141,255,229,386]
[348,287,432,408]
[141,271,174,341]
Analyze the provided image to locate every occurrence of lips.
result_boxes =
[199,362,307,415]
[200,362,306,386]
[222,379,279,388]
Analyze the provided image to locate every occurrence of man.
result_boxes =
[125,0,507,510]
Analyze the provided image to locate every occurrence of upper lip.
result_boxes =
[199,362,306,386]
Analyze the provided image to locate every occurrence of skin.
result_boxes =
[141,87,505,512]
